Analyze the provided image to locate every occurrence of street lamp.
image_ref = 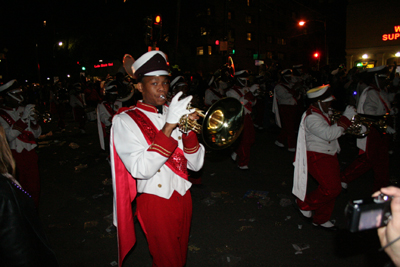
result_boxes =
[298,19,328,66]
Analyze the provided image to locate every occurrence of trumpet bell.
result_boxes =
[202,97,244,150]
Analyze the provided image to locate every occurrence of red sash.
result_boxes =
[306,106,331,125]
[209,87,224,99]
[126,109,188,179]
[232,86,253,112]
[279,83,298,104]
[0,109,36,144]
[369,86,390,114]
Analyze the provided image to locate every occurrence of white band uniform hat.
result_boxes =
[307,85,335,102]
[281,69,293,76]
[131,51,169,79]
[104,80,118,94]
[0,79,20,94]
[170,76,187,90]
[367,65,388,78]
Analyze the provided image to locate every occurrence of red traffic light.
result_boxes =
[154,15,161,25]
[215,40,220,45]
[313,52,319,58]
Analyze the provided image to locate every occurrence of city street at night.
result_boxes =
[37,113,399,267]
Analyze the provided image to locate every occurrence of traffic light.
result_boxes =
[228,41,235,54]
[81,66,86,71]
[144,16,153,45]
[215,40,220,46]
[154,15,161,26]
[313,52,319,58]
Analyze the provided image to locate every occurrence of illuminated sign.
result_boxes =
[382,25,400,41]
[94,63,114,68]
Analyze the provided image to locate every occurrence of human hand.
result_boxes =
[387,126,396,134]
[249,84,259,94]
[343,105,357,120]
[373,187,400,267]
[166,91,194,125]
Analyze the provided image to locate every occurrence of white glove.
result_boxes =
[249,84,259,93]
[166,91,194,124]
[386,126,396,134]
[21,104,35,121]
[343,105,357,120]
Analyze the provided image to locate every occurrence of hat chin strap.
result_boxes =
[238,78,247,87]
[318,101,329,117]
[7,92,24,103]
[375,75,381,90]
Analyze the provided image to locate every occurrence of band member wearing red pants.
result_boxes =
[0,80,42,207]
[341,66,396,193]
[111,51,205,267]
[293,85,356,230]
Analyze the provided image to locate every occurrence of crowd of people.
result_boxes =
[1,53,400,266]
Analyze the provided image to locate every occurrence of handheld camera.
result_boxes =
[345,194,392,232]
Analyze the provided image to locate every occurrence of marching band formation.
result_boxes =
[0,51,399,266]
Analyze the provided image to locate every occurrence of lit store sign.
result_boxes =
[94,63,114,68]
[382,25,400,41]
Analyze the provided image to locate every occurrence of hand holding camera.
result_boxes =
[374,187,400,267]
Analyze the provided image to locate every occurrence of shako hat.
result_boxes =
[281,69,292,76]
[131,51,169,79]
[235,70,249,78]
[0,79,20,94]
[366,65,388,78]
[170,75,187,89]
[104,80,118,94]
[307,84,335,102]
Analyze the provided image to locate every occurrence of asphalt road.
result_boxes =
[37,112,400,267]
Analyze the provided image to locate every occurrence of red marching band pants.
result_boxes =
[341,127,390,192]
[235,113,255,167]
[12,149,41,207]
[277,104,298,149]
[135,190,192,267]
[297,151,342,224]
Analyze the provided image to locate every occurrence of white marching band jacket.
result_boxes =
[356,86,394,151]
[293,108,344,201]
[0,106,42,153]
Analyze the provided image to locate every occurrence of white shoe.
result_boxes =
[238,165,249,170]
[231,152,237,161]
[341,182,348,189]
[275,140,284,148]
[288,148,296,152]
[299,209,312,218]
[313,221,337,229]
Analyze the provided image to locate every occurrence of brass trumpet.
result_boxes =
[329,109,389,137]
[179,97,244,150]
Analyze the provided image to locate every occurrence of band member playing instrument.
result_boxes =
[69,82,87,134]
[341,66,396,192]
[273,69,303,152]
[111,50,205,267]
[293,85,356,230]
[204,75,226,107]
[227,69,259,170]
[0,80,42,207]
[97,80,120,152]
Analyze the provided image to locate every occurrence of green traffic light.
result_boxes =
[232,49,235,54]
[82,66,86,71]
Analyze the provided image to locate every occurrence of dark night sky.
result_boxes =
[0,0,347,82]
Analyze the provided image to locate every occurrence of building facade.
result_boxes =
[346,0,400,69]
